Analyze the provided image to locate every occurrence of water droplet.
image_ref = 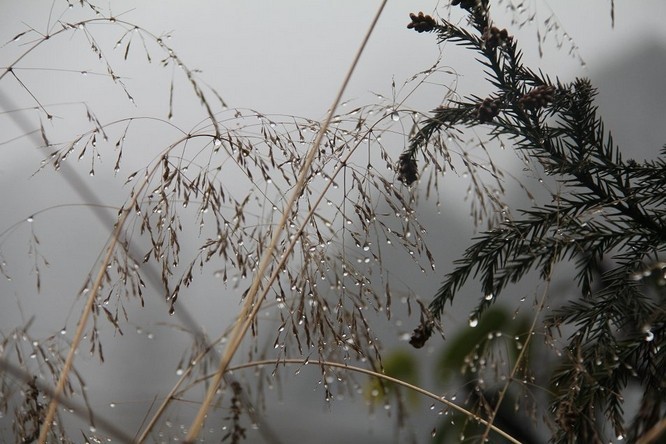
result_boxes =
[60,328,67,335]
[468,317,478,328]
[484,293,494,301]
[26,216,34,223]
[109,403,116,408]
[390,111,400,121]
[175,368,184,376]
[645,329,654,342]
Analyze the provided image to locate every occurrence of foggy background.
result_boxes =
[1,1,665,442]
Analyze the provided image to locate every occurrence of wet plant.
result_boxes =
[406,1,665,443]
[0,1,662,444]
[1,1,457,442]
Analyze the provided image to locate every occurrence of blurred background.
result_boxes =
[1,1,665,442]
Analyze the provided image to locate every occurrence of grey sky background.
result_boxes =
[1,1,665,443]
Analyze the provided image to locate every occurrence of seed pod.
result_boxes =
[518,85,556,110]
[407,12,437,33]
[477,97,500,123]
[482,26,512,50]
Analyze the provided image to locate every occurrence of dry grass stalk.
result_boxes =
[183,1,389,440]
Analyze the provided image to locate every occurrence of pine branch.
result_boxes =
[406,2,666,441]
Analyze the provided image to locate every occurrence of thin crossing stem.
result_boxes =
[227,358,522,444]
[479,276,552,442]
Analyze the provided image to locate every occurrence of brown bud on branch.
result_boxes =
[407,12,437,33]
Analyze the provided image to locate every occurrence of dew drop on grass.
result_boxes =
[26,216,34,223]
[484,293,494,301]
[469,317,479,328]
[390,111,400,121]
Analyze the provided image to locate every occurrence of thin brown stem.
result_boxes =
[182,2,389,441]
[226,358,522,444]
[134,344,210,443]
[37,136,189,443]
[636,417,666,444]
[37,181,153,443]
[480,275,552,442]
[0,357,135,443]
[38,208,135,443]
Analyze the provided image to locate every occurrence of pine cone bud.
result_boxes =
[518,85,556,110]
[451,0,479,11]
[482,26,512,50]
[409,320,434,348]
[407,12,437,33]
[397,152,418,185]
[477,98,500,123]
